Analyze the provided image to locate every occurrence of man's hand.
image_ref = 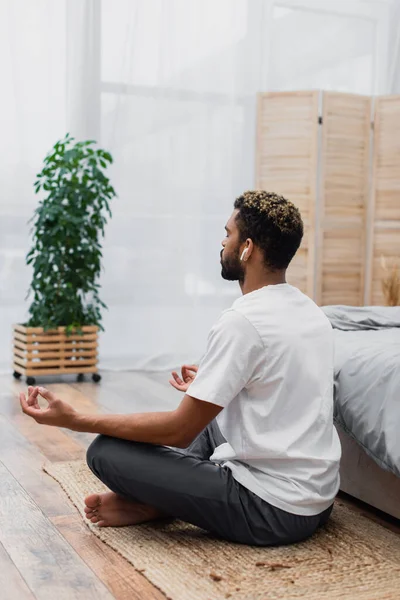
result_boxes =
[20,386,78,429]
[169,365,198,392]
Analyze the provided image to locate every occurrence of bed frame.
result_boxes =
[337,424,400,520]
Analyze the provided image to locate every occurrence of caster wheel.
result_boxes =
[92,373,101,383]
[26,376,36,385]
[13,371,22,379]
[77,374,85,382]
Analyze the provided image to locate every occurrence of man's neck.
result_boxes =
[239,270,286,295]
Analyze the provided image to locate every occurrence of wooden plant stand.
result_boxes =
[12,324,100,384]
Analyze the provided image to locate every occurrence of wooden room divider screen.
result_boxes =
[369,96,400,305]
[255,91,400,306]
[255,91,319,299]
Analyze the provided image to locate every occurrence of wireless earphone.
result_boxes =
[240,248,248,261]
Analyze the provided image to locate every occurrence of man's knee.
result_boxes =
[86,434,110,475]
[86,436,172,484]
[86,435,146,477]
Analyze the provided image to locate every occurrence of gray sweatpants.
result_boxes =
[86,421,332,546]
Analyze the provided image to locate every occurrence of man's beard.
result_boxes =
[220,248,245,282]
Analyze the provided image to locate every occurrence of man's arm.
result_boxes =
[20,387,222,448]
[75,394,222,447]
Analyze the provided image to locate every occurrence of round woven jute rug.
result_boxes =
[44,460,400,600]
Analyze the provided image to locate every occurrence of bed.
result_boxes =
[322,305,400,519]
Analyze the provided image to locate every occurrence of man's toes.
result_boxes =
[90,515,100,523]
[85,511,95,519]
[84,505,98,515]
[85,493,101,510]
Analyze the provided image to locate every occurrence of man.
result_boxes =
[20,190,341,546]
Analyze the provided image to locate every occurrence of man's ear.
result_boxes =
[244,238,254,260]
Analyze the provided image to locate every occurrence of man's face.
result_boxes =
[220,210,245,282]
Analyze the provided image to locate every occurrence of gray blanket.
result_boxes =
[322,305,400,478]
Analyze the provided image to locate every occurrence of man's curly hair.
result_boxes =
[234,191,303,271]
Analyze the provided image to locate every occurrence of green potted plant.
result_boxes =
[13,133,116,384]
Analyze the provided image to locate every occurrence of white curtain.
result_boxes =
[387,0,400,93]
[1,0,399,372]
[0,0,67,371]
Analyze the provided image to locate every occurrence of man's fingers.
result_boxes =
[20,392,27,411]
[182,365,198,376]
[37,387,57,404]
[28,386,40,407]
[172,371,184,385]
[20,393,40,419]
[181,367,189,382]
[169,379,185,392]
[182,365,197,382]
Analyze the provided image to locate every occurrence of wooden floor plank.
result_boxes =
[0,539,35,600]
[0,415,76,518]
[104,370,179,409]
[12,413,86,461]
[0,461,113,600]
[52,514,166,600]
[48,383,103,414]
[72,370,179,414]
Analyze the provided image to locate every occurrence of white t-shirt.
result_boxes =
[188,283,341,516]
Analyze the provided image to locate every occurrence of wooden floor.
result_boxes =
[0,371,399,600]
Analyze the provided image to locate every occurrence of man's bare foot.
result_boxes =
[84,491,166,527]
